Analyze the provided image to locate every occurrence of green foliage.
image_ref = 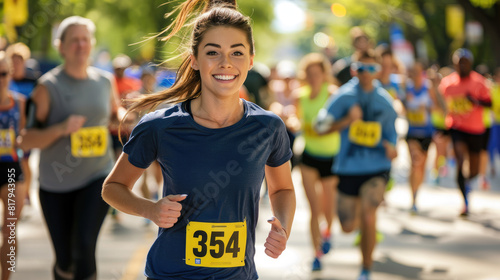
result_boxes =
[470,0,499,8]
[15,0,274,65]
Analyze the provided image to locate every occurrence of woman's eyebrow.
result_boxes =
[204,43,246,49]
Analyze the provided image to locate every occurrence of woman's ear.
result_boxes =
[249,54,255,70]
[190,54,199,70]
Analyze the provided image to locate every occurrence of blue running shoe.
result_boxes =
[411,204,418,215]
[312,257,321,271]
[358,268,371,280]
[321,230,332,254]
[321,240,331,254]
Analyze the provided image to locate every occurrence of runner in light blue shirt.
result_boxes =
[314,50,397,280]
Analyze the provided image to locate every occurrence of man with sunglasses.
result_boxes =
[314,50,397,280]
[438,48,491,217]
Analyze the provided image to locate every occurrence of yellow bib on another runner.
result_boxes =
[70,126,108,157]
[348,120,382,147]
[449,97,473,114]
[407,109,427,126]
[0,128,16,157]
[185,221,246,268]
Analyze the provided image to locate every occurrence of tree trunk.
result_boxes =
[455,0,500,67]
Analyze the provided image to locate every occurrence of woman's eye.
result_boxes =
[233,51,243,56]
[207,51,218,56]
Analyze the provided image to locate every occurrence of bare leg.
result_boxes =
[407,140,428,210]
[300,165,322,253]
[359,177,386,270]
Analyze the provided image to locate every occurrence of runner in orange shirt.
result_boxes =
[438,48,491,216]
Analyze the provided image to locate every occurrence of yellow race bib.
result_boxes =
[185,221,247,268]
[348,120,382,147]
[407,109,427,126]
[70,126,108,157]
[0,128,15,157]
[449,97,473,114]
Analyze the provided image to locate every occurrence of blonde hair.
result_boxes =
[296,53,332,84]
[120,0,254,140]
[6,42,31,61]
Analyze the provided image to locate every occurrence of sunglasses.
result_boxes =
[0,72,8,77]
[352,63,380,74]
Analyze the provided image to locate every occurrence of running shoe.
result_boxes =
[321,230,332,254]
[312,257,321,271]
[358,268,371,280]
[411,204,418,215]
[460,206,469,217]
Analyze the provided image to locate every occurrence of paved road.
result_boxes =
[9,142,500,280]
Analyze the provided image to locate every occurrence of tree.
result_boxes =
[455,0,500,67]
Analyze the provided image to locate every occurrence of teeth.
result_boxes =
[214,75,236,80]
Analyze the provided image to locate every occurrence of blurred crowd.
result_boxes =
[1,16,499,280]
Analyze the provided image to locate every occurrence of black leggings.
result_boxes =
[39,177,109,280]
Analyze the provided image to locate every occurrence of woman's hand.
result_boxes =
[149,194,187,228]
[264,217,288,259]
[61,115,86,135]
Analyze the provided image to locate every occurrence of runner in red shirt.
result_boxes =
[438,48,492,216]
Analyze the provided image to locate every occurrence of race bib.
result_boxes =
[449,97,473,114]
[185,221,247,268]
[70,126,108,157]
[348,120,381,147]
[407,109,427,126]
[303,123,318,138]
[0,128,15,157]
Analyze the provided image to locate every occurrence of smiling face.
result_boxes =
[191,26,254,100]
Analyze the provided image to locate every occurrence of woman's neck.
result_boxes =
[309,83,323,98]
[191,95,244,128]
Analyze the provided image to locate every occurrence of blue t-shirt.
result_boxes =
[124,99,292,280]
[405,79,434,137]
[317,78,397,175]
[9,71,37,98]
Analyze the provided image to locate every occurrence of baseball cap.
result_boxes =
[452,48,474,64]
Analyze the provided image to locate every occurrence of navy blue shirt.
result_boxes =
[316,78,397,175]
[124,99,292,279]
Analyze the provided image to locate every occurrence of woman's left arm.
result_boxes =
[263,161,296,258]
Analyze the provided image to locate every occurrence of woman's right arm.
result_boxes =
[18,84,86,150]
[102,153,186,228]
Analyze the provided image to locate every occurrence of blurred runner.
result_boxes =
[0,51,27,280]
[402,61,435,213]
[295,53,340,271]
[315,50,397,280]
[19,16,125,280]
[438,48,492,216]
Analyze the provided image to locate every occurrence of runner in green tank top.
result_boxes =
[294,53,340,271]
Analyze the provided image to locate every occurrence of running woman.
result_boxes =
[19,16,123,280]
[102,1,296,279]
[295,53,340,271]
[438,48,492,217]
[0,51,27,280]
[403,61,435,213]
[315,50,398,280]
